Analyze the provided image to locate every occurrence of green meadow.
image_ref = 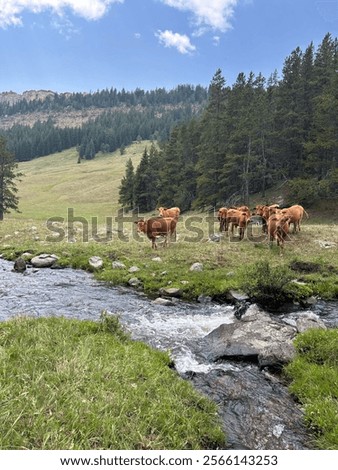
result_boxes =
[1,143,337,303]
[0,143,337,449]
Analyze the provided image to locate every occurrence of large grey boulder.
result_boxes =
[198,304,297,369]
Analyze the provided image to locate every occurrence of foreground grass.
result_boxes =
[284,329,338,450]
[0,314,225,450]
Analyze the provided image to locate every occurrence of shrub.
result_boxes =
[286,177,330,207]
[241,261,294,309]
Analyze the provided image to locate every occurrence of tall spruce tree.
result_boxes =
[220,72,266,205]
[133,147,160,212]
[146,142,161,210]
[0,136,23,220]
[304,35,338,180]
[118,158,135,210]
[275,46,305,179]
[194,69,228,208]
[158,122,199,211]
[158,127,183,208]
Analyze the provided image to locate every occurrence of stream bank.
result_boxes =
[1,259,337,449]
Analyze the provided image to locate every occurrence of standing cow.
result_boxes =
[226,209,250,240]
[217,207,228,232]
[135,217,177,249]
[157,207,181,219]
[267,214,292,254]
[281,205,309,233]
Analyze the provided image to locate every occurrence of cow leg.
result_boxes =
[151,237,157,249]
[279,238,285,256]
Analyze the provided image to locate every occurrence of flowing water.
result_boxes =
[1,259,337,449]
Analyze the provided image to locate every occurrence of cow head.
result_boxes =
[134,219,146,233]
[157,207,167,217]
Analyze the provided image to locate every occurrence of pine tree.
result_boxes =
[305,39,338,180]
[194,69,228,208]
[118,158,135,210]
[133,148,155,212]
[274,47,305,179]
[147,142,161,210]
[0,136,23,220]
[157,127,182,208]
[219,72,263,205]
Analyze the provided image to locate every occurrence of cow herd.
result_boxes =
[218,203,309,252]
[135,203,308,252]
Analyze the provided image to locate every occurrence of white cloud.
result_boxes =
[51,16,80,39]
[156,29,196,54]
[213,35,220,46]
[0,0,124,28]
[161,0,239,32]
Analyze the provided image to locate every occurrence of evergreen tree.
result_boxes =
[118,158,135,210]
[274,46,305,179]
[147,142,161,209]
[194,69,228,208]
[133,148,155,212]
[0,136,23,220]
[304,42,338,180]
[157,127,183,208]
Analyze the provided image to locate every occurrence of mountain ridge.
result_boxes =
[0,86,207,131]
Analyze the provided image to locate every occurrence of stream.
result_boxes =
[0,259,337,450]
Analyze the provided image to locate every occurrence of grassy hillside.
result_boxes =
[14,142,150,221]
[11,142,338,223]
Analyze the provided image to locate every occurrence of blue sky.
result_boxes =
[0,0,337,93]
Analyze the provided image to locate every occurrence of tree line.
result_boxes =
[1,104,204,162]
[119,33,338,211]
[0,84,207,116]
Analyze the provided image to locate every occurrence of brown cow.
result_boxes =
[281,204,309,233]
[267,214,291,253]
[226,209,249,240]
[236,205,251,216]
[217,207,228,232]
[256,204,280,233]
[158,206,181,219]
[135,217,177,249]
